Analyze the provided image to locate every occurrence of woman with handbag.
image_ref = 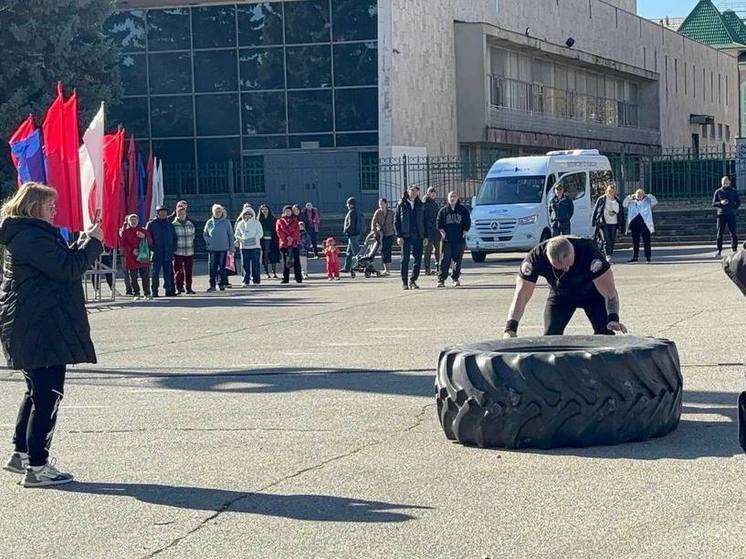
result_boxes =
[203,204,235,292]
[120,214,154,301]
[591,185,625,263]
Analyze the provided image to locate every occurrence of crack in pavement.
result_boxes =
[67,426,333,435]
[657,309,708,334]
[142,403,437,558]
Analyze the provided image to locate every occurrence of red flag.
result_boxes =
[42,83,83,231]
[126,136,137,214]
[145,149,154,220]
[102,130,125,248]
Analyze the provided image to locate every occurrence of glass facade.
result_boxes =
[105,1,379,195]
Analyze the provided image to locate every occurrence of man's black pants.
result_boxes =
[13,365,66,467]
[438,241,465,281]
[552,222,571,237]
[716,214,739,253]
[282,247,303,283]
[400,238,423,285]
[544,291,612,335]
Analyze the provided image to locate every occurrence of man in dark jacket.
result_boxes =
[342,197,363,274]
[423,186,441,275]
[549,185,574,236]
[713,176,741,257]
[436,191,472,287]
[395,185,425,289]
[146,206,178,297]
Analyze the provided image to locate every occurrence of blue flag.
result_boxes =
[136,153,148,223]
[10,129,47,183]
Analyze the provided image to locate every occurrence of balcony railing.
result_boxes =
[489,75,640,129]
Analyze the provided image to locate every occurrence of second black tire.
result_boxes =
[435,336,683,449]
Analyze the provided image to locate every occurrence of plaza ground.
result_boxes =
[0,245,744,558]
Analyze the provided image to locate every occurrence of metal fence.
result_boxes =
[161,147,738,211]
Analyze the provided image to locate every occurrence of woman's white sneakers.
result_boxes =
[3,451,28,474]
[21,460,74,488]
[5,453,75,487]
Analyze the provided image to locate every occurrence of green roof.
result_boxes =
[678,0,746,49]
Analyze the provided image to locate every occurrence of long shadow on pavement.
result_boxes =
[49,367,437,399]
[54,483,430,522]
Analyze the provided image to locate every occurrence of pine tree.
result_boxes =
[0,0,123,189]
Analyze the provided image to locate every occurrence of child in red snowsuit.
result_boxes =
[324,237,341,280]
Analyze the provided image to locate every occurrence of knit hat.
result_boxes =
[346,197,357,206]
[282,204,292,213]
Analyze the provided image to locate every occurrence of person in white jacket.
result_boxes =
[235,207,264,286]
[623,188,658,263]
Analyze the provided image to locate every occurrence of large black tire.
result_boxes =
[435,336,682,449]
[471,251,487,263]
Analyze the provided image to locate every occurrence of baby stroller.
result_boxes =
[351,233,381,278]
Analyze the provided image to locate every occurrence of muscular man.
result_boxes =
[504,236,628,337]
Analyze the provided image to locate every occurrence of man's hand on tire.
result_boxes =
[607,321,628,334]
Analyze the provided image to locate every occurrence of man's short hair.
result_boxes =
[546,236,573,262]
[427,186,437,194]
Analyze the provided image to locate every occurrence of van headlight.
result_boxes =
[518,215,538,225]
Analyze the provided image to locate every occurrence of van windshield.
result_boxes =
[474,176,546,206]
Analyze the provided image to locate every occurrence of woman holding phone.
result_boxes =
[0,182,104,487]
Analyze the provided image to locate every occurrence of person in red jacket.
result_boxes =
[119,214,154,301]
[323,237,341,280]
[275,205,303,284]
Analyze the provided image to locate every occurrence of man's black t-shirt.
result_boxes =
[518,237,610,297]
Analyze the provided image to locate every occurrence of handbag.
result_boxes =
[722,245,746,296]
[225,251,236,273]
[136,238,151,262]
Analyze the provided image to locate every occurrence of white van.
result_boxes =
[466,149,615,262]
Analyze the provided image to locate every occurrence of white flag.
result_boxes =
[79,103,105,230]
[156,159,164,209]
[149,156,158,220]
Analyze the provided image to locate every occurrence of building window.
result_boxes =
[110,97,149,138]
[287,90,334,133]
[726,124,731,141]
[242,91,287,135]
[150,96,194,137]
[196,94,240,136]
[674,58,678,94]
[284,0,331,44]
[702,124,708,139]
[197,138,240,162]
[332,0,377,42]
[146,9,191,51]
[289,134,334,148]
[718,123,723,140]
[335,87,378,131]
[237,3,284,47]
[334,42,378,86]
[120,54,148,96]
[148,52,192,95]
[191,6,236,49]
[239,48,285,91]
[105,10,146,52]
[194,51,239,92]
[286,45,332,89]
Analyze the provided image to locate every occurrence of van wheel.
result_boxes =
[471,251,487,264]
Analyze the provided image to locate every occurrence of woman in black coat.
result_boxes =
[0,182,103,487]
[592,184,625,262]
[258,204,281,279]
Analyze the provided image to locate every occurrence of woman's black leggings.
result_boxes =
[13,365,66,467]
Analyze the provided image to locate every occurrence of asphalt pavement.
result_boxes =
[1,245,744,558]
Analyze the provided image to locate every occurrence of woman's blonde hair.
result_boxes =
[1,182,57,219]
[605,184,617,195]
[635,188,646,197]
